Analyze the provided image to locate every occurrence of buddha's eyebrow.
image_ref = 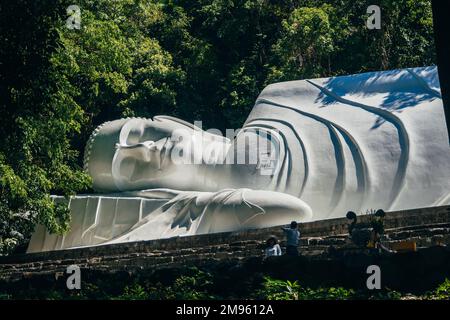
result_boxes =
[115,141,156,149]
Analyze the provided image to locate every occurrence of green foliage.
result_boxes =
[365,289,402,300]
[1,273,449,300]
[117,284,150,300]
[426,278,450,300]
[267,6,334,82]
[0,293,12,300]
[0,0,436,254]
[0,0,92,254]
[143,268,216,300]
[257,277,302,300]
[256,276,403,300]
[301,286,355,300]
[257,276,354,300]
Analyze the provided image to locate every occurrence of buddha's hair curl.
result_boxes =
[82,117,147,173]
[83,121,110,173]
[82,115,229,173]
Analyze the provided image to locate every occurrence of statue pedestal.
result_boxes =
[28,188,312,252]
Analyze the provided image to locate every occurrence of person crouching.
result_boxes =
[265,236,282,257]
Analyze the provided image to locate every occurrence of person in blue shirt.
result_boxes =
[282,221,300,256]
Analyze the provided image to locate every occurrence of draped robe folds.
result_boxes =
[28,189,312,252]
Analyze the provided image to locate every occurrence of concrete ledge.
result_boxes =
[1,205,449,266]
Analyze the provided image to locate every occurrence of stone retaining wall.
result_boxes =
[0,205,449,282]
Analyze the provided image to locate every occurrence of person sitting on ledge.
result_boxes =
[346,209,394,253]
[282,221,301,256]
[265,236,282,257]
[346,211,373,247]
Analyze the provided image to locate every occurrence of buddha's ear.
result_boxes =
[111,145,143,190]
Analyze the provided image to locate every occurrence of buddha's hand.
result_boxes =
[192,188,313,234]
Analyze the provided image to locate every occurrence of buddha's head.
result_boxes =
[84,116,230,192]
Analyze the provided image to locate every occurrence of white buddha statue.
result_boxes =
[28,66,450,252]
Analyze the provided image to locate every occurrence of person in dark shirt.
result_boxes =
[282,221,300,256]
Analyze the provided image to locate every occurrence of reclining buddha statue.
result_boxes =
[28,66,450,252]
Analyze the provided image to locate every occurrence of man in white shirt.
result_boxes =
[265,236,282,257]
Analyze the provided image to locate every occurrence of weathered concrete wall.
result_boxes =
[0,205,449,284]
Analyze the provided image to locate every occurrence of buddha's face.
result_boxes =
[85,117,278,192]
[109,117,229,191]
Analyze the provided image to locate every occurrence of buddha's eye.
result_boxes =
[142,141,156,150]
[170,134,183,143]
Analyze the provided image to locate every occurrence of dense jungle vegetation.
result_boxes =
[1,267,449,300]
